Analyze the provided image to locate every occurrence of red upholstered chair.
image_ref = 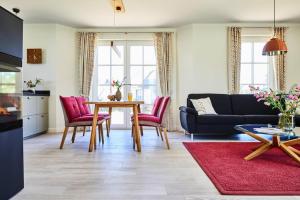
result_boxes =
[132,96,163,136]
[132,96,171,149]
[59,96,105,149]
[75,96,111,137]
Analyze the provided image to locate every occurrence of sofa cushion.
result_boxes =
[188,94,232,114]
[230,94,279,115]
[244,115,278,125]
[196,115,245,125]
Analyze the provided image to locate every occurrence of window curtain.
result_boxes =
[274,27,287,91]
[227,27,242,94]
[78,32,96,97]
[154,32,176,131]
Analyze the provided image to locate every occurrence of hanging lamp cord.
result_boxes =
[273,0,276,36]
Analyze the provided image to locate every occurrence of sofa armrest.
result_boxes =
[179,106,198,115]
[179,106,197,133]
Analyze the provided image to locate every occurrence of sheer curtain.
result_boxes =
[227,27,242,94]
[274,27,287,91]
[154,32,176,131]
[78,32,96,97]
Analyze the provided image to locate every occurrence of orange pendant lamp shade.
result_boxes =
[262,37,288,56]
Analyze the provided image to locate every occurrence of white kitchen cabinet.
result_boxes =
[22,95,49,139]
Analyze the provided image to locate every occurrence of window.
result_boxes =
[240,37,274,94]
[0,72,17,93]
[92,40,158,128]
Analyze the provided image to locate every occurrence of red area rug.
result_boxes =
[183,142,300,195]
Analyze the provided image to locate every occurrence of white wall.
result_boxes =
[176,23,300,109]
[23,24,77,132]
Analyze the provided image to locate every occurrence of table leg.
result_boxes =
[280,143,300,164]
[244,142,272,160]
[107,106,112,137]
[133,105,141,152]
[89,105,99,152]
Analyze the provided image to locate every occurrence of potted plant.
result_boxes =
[24,78,42,94]
[111,77,128,101]
[250,85,300,133]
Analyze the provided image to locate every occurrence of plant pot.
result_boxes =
[278,113,295,133]
[115,88,122,101]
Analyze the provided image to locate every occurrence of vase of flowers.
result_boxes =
[111,77,127,101]
[24,78,42,94]
[250,84,300,133]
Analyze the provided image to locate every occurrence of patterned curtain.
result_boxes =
[274,27,287,91]
[154,32,176,131]
[227,27,242,94]
[78,32,96,97]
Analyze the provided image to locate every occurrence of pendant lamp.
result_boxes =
[262,0,287,56]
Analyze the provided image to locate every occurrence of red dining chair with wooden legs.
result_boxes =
[75,96,111,137]
[131,96,164,136]
[59,96,105,149]
[132,96,171,149]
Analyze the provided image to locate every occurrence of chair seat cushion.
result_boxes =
[86,113,110,119]
[197,115,245,125]
[244,115,278,124]
[137,115,160,123]
[72,115,104,123]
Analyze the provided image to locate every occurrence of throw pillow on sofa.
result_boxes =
[190,98,217,115]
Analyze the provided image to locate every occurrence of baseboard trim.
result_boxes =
[23,131,47,140]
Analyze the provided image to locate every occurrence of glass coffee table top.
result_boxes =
[235,124,299,139]
[234,124,300,164]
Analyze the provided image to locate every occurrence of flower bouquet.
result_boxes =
[250,84,300,133]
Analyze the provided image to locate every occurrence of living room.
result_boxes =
[0,0,300,199]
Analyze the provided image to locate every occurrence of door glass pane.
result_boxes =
[254,43,267,63]
[254,64,268,84]
[144,66,156,85]
[130,85,143,101]
[98,86,110,101]
[142,104,152,114]
[111,45,124,65]
[144,46,156,65]
[111,108,125,125]
[241,43,252,63]
[240,64,252,84]
[144,86,156,104]
[111,66,124,82]
[98,66,110,84]
[130,46,143,64]
[98,46,110,65]
[130,66,143,84]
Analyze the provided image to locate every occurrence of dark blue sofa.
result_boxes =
[179,93,300,135]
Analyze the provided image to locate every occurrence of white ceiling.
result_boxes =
[1,0,300,28]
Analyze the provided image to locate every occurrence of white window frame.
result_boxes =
[240,36,275,94]
[92,39,158,129]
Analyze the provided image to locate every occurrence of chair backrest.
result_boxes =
[151,96,164,116]
[75,96,91,115]
[60,96,81,124]
[157,96,170,123]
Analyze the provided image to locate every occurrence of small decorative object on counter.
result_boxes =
[107,95,116,101]
[24,78,42,94]
[250,84,300,134]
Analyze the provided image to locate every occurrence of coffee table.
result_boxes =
[235,124,300,163]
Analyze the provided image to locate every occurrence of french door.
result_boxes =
[92,40,158,129]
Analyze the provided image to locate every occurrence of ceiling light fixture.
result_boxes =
[262,0,287,56]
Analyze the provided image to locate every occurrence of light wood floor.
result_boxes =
[13,130,299,200]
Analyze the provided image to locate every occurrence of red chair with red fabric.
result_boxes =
[134,96,164,136]
[75,96,111,137]
[132,96,171,149]
[59,96,105,149]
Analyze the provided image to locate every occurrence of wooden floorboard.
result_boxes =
[13,130,299,200]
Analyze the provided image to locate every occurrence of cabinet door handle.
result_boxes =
[27,97,30,99]
[41,97,44,100]
[41,115,44,118]
[27,117,30,120]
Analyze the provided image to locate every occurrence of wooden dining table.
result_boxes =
[85,101,144,152]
